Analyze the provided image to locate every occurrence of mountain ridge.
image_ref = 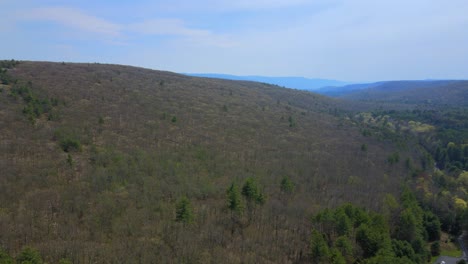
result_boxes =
[185,73,350,90]
[318,80,468,107]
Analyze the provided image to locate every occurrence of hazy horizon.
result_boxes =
[1,0,468,82]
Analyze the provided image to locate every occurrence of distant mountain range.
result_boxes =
[186,73,468,107]
[318,80,468,107]
[185,73,350,91]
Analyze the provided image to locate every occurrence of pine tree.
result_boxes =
[280,176,294,194]
[175,196,194,224]
[227,183,243,214]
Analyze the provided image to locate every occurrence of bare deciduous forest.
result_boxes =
[0,61,467,263]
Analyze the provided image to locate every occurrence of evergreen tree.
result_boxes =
[227,183,243,214]
[430,241,440,256]
[310,229,329,262]
[280,176,294,194]
[175,196,194,224]
[242,177,265,205]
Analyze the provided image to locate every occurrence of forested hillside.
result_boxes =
[0,60,458,263]
[320,80,468,108]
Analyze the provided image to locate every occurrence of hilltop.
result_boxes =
[0,61,424,263]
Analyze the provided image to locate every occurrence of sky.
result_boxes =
[1,0,468,82]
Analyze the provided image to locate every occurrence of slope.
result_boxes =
[319,80,468,108]
[0,61,418,263]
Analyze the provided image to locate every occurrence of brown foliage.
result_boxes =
[0,61,418,263]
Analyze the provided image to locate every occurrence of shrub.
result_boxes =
[16,247,42,264]
[60,138,82,152]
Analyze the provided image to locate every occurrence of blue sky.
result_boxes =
[1,0,468,82]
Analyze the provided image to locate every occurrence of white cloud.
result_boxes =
[144,0,321,13]
[127,19,237,48]
[128,19,210,37]
[22,7,121,37]
[17,6,235,47]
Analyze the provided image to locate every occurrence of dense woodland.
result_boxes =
[0,60,467,263]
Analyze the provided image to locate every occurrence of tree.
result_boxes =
[175,196,194,224]
[335,236,353,258]
[329,248,346,264]
[394,208,423,243]
[361,144,368,152]
[241,177,265,205]
[0,247,13,264]
[280,176,294,194]
[391,239,416,262]
[288,116,296,127]
[364,249,412,264]
[16,247,43,264]
[388,152,400,165]
[430,241,440,256]
[310,229,329,262]
[423,211,441,241]
[227,183,243,214]
[334,209,352,236]
[356,223,389,258]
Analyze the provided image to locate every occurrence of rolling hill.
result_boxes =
[0,61,422,263]
[318,80,468,107]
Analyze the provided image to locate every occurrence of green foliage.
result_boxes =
[16,247,42,264]
[0,59,19,69]
[241,177,265,205]
[310,229,329,262]
[0,247,13,264]
[0,60,18,85]
[363,249,413,264]
[310,202,435,263]
[66,154,74,167]
[171,116,177,123]
[329,248,346,264]
[226,183,243,214]
[430,241,440,256]
[356,223,389,258]
[391,239,417,262]
[362,129,372,137]
[60,138,82,152]
[280,176,294,194]
[288,115,296,127]
[54,128,83,152]
[9,83,57,123]
[58,259,72,264]
[424,211,441,241]
[47,110,61,121]
[335,236,353,257]
[175,196,194,224]
[361,143,368,152]
[387,152,400,165]
[334,209,352,236]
